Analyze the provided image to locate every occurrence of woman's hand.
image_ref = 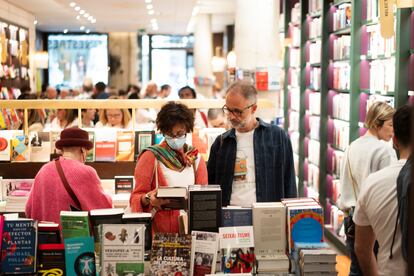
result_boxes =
[146,189,170,210]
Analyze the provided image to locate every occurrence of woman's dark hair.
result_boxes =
[178,86,196,99]
[156,102,194,134]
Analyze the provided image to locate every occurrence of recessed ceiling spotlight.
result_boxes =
[88,16,93,20]
[85,29,90,34]
[79,9,85,15]
[80,25,85,30]
[152,25,159,31]
[84,13,89,18]
[150,18,157,23]
[69,2,76,7]
[145,0,152,3]
[34,20,38,25]
[63,29,68,33]
[148,10,154,15]
[74,6,80,11]
[146,4,153,9]
[91,19,97,23]
[76,15,80,20]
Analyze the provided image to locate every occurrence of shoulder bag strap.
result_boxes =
[346,150,359,200]
[55,160,82,210]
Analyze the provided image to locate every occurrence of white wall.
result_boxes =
[0,0,36,91]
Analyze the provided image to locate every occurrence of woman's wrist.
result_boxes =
[141,192,151,206]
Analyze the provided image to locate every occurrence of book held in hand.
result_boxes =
[157,186,188,210]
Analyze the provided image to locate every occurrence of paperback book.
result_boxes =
[64,236,96,276]
[190,231,219,276]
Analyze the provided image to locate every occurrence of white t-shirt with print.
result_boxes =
[353,159,407,276]
[230,129,256,207]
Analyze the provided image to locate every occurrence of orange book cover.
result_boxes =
[116,131,135,162]
[255,71,268,91]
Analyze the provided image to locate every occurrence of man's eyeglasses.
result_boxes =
[222,103,256,117]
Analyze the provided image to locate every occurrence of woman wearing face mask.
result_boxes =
[25,127,112,224]
[129,102,208,233]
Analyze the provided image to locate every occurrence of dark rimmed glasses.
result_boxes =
[222,103,256,117]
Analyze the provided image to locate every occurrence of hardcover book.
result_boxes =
[60,211,90,240]
[114,176,134,194]
[95,129,117,162]
[190,231,219,276]
[219,226,256,274]
[150,232,192,275]
[100,224,145,276]
[0,219,38,274]
[37,243,66,276]
[116,130,135,162]
[221,206,252,227]
[188,185,221,233]
[38,222,61,244]
[134,130,155,159]
[156,186,188,210]
[64,236,96,276]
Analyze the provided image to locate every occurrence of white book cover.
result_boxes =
[190,231,219,276]
[29,131,51,162]
[252,202,286,259]
[101,224,145,276]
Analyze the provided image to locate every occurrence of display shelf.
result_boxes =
[364,54,395,61]
[330,88,350,93]
[360,89,395,96]
[332,27,351,36]
[324,226,347,254]
[308,36,322,43]
[0,162,136,179]
[332,58,350,63]
[362,19,379,26]
[309,10,322,18]
[328,116,349,123]
[330,144,346,152]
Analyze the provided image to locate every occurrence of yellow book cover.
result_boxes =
[116,131,134,162]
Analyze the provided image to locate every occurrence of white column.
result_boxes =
[194,14,213,98]
[234,0,280,69]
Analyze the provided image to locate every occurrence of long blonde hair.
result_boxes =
[98,96,131,128]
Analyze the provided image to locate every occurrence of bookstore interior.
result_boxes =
[0,0,413,275]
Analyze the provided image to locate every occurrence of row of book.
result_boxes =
[289,68,300,89]
[290,131,300,156]
[366,0,379,22]
[288,111,300,133]
[368,58,396,94]
[0,88,22,100]
[307,139,320,167]
[328,91,350,121]
[306,162,320,193]
[290,47,301,68]
[365,23,395,58]
[294,152,300,177]
[291,3,301,26]
[306,90,320,115]
[332,3,351,31]
[308,66,321,91]
[308,17,322,40]
[327,147,345,178]
[309,41,321,65]
[307,115,320,141]
[331,61,351,91]
[328,119,350,151]
[333,35,351,61]
[290,25,301,48]
[289,88,300,112]
[0,108,21,130]
[326,176,340,205]
[308,0,322,14]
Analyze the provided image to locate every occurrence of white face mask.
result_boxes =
[165,135,186,150]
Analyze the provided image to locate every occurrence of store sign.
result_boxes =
[396,0,414,7]
[379,0,395,39]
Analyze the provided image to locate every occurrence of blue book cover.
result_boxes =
[221,207,252,227]
[64,236,96,276]
[0,219,38,274]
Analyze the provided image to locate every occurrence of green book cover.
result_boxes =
[64,236,95,276]
[60,211,90,240]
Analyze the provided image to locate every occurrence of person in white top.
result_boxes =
[178,86,208,129]
[338,101,397,276]
[45,109,78,130]
[353,105,411,276]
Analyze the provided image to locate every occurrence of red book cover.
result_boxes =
[255,71,268,91]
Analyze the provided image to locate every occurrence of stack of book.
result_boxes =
[294,242,337,276]
[1,179,33,212]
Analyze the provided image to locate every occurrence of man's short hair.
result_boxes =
[393,105,412,147]
[161,84,171,91]
[178,86,196,98]
[95,82,106,92]
[207,108,224,120]
[226,81,257,103]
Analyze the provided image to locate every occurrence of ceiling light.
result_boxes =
[150,18,157,23]
[146,4,153,9]
[84,13,89,18]
[145,0,152,3]
[148,10,154,15]
[69,2,76,7]
[79,9,85,15]
[80,25,85,30]
[74,6,80,11]
[63,29,68,33]
[85,29,90,34]
[91,19,97,23]
[34,20,38,25]
[88,16,93,20]
[76,15,80,20]
[152,25,159,31]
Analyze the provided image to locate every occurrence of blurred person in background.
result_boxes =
[135,82,158,125]
[16,94,45,133]
[178,86,208,129]
[58,89,70,99]
[158,84,172,99]
[44,86,57,100]
[96,96,133,129]
[92,81,109,99]
[81,109,96,128]
[127,84,141,99]
[207,108,229,130]
[46,109,78,130]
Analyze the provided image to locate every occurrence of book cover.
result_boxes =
[122,213,152,252]
[0,130,20,161]
[89,208,124,239]
[150,233,192,275]
[114,176,134,194]
[156,186,188,210]
[60,211,90,240]
[37,243,66,276]
[64,236,96,276]
[10,133,29,162]
[219,226,256,274]
[116,130,135,162]
[190,231,219,276]
[188,185,221,233]
[287,205,324,253]
[0,219,38,274]
[134,130,155,159]
[95,129,117,162]
[0,215,3,254]
[38,222,61,244]
[100,224,145,276]
[221,206,252,227]
[86,130,95,162]
[1,178,33,199]
[29,131,51,162]
[252,202,286,258]
[255,71,268,91]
